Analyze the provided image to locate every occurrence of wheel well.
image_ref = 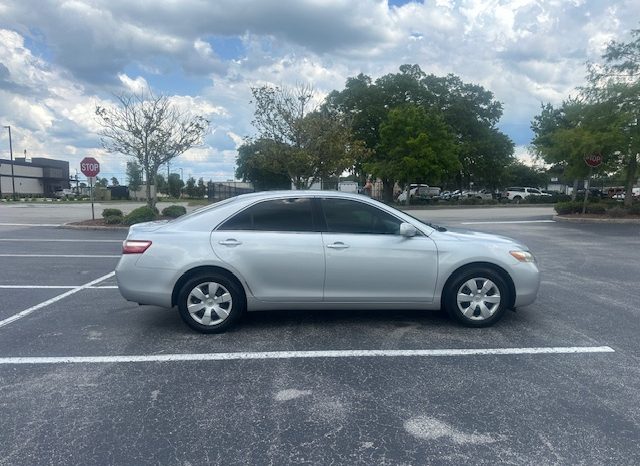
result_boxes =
[442,262,516,309]
[171,266,247,307]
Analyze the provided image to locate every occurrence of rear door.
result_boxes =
[211,197,325,302]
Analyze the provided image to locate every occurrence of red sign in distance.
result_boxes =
[80,157,100,177]
[584,153,603,168]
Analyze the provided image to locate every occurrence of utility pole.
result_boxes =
[3,126,16,200]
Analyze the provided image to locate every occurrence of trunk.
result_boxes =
[624,152,637,208]
[145,167,156,210]
[382,179,394,203]
[571,179,579,201]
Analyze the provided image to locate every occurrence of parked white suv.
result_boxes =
[502,187,550,202]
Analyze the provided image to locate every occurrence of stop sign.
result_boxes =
[80,157,100,177]
[584,153,603,168]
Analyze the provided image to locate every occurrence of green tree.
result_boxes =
[196,178,207,198]
[248,85,366,188]
[184,176,197,198]
[504,162,548,188]
[96,92,209,209]
[154,174,167,195]
[110,177,119,186]
[236,138,292,190]
[96,177,108,188]
[126,161,143,192]
[167,173,184,198]
[583,27,640,206]
[370,105,459,195]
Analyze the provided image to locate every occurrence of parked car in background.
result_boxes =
[464,189,494,200]
[501,187,551,202]
[116,191,540,333]
[397,184,441,202]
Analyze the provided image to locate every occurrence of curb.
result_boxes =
[60,223,129,231]
[553,215,640,224]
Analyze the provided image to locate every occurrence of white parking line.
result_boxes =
[0,271,116,329]
[0,254,120,258]
[0,239,122,243]
[460,220,556,225]
[0,285,118,289]
[0,346,615,365]
[0,223,61,227]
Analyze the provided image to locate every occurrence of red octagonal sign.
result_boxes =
[80,157,100,177]
[584,153,603,168]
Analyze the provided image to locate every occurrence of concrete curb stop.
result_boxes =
[553,215,640,224]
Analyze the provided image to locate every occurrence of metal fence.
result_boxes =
[207,182,255,202]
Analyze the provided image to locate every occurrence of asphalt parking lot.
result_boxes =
[1,204,639,465]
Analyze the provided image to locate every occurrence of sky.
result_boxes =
[0,0,638,184]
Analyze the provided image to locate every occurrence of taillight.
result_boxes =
[122,240,152,254]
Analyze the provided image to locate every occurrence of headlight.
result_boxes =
[510,250,535,262]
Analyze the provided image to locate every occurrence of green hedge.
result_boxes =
[124,206,158,225]
[161,205,187,218]
[102,208,123,218]
[104,215,123,225]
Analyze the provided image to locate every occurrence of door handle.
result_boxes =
[326,242,349,249]
[218,239,242,246]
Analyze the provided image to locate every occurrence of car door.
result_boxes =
[210,197,325,302]
[319,198,438,303]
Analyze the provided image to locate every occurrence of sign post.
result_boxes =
[80,157,100,220]
[582,154,603,215]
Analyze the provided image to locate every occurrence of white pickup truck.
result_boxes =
[501,187,551,202]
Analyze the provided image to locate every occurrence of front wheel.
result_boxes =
[177,273,245,333]
[444,268,510,327]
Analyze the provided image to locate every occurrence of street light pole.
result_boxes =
[3,126,16,200]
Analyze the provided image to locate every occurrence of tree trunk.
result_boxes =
[382,179,394,203]
[145,167,155,210]
[624,152,637,208]
[571,179,579,201]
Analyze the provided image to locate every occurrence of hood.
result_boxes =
[437,227,525,248]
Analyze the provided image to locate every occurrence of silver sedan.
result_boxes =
[116,191,540,333]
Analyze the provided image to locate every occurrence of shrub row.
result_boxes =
[100,205,186,225]
[555,201,640,217]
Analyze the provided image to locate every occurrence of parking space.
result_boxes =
[1,206,639,464]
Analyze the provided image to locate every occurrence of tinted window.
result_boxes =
[321,198,402,235]
[219,198,314,232]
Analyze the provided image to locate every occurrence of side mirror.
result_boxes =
[399,222,417,237]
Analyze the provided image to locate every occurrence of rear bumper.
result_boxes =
[115,256,175,308]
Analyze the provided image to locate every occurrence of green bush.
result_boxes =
[161,205,187,218]
[606,206,628,218]
[585,203,606,214]
[124,206,158,225]
[628,203,640,215]
[104,215,123,225]
[554,201,580,215]
[102,208,123,218]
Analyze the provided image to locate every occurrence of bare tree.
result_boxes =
[96,92,209,209]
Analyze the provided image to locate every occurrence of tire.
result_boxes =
[444,267,510,327]
[513,195,522,203]
[177,273,245,333]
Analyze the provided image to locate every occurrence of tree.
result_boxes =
[370,104,459,192]
[184,176,197,198]
[110,177,119,186]
[126,161,143,192]
[196,178,207,198]
[247,84,367,188]
[236,138,292,190]
[504,162,548,188]
[96,177,108,188]
[96,92,209,209]
[154,174,167,195]
[576,27,640,206]
[167,173,184,198]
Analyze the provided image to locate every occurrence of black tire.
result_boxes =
[513,195,522,203]
[444,267,510,327]
[177,273,245,333]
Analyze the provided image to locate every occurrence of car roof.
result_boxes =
[233,190,371,201]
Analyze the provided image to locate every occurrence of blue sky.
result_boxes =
[0,0,638,184]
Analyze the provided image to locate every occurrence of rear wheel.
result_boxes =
[177,273,245,333]
[513,195,522,203]
[444,267,510,327]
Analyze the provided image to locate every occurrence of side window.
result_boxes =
[321,198,402,235]
[219,198,314,232]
